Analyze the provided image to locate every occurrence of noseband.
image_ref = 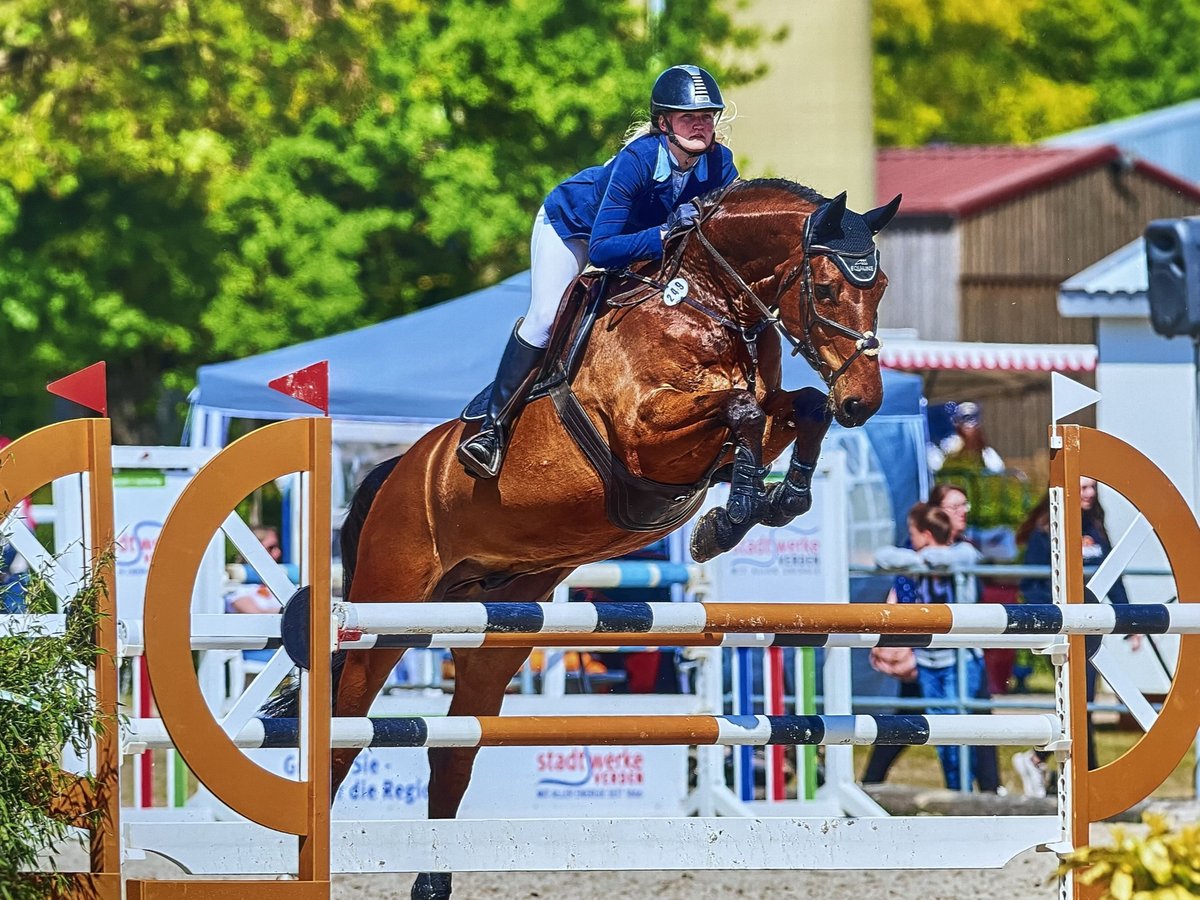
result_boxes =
[686,212,883,390]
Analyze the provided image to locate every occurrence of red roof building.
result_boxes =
[873,144,1200,461]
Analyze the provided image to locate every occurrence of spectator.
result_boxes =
[1,542,30,612]
[874,503,997,792]
[929,483,1003,792]
[861,618,921,785]
[0,435,34,612]
[1010,478,1142,796]
[928,401,1005,475]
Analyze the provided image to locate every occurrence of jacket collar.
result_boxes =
[653,134,709,183]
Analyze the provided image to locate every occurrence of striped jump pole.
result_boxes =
[124,713,1060,751]
[334,600,1200,638]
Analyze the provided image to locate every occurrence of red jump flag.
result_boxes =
[268,360,330,415]
[47,361,108,416]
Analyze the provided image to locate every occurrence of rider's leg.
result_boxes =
[517,208,588,347]
[457,208,586,479]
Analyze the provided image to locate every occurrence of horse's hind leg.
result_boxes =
[429,646,532,816]
[413,645,531,900]
[690,389,768,562]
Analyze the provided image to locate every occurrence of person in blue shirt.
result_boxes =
[1011,476,1143,795]
[457,64,739,479]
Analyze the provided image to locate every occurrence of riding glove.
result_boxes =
[666,202,700,232]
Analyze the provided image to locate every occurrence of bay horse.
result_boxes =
[281,179,899,898]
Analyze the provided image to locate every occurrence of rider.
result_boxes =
[457,64,739,479]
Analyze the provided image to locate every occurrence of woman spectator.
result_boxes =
[1011,477,1142,796]
[928,483,1002,793]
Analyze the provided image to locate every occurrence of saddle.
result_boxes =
[461,268,726,532]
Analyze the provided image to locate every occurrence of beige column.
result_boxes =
[727,0,875,209]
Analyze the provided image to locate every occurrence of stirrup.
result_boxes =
[457,428,503,479]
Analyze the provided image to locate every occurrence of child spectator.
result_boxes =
[875,503,993,792]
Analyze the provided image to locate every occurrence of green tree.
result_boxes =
[0,0,760,441]
[872,0,1200,146]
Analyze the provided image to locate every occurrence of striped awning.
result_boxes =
[881,339,1097,373]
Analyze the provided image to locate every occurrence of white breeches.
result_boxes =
[516,207,589,348]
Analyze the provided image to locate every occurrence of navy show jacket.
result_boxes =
[543,133,738,270]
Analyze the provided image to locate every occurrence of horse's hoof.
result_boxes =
[759,483,812,528]
[412,871,452,899]
[690,509,729,563]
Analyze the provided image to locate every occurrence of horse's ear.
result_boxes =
[810,191,848,243]
[863,193,902,234]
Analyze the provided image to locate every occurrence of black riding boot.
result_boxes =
[457,325,545,479]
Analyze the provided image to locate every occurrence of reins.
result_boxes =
[607,193,883,391]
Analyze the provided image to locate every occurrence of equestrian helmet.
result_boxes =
[650,65,725,119]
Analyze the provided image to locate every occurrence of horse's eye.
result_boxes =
[814,284,836,302]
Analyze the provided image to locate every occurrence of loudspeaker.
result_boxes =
[1144,217,1200,338]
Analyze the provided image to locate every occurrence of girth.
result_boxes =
[548,380,729,532]
[537,271,728,532]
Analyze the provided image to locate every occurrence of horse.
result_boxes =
[275,178,899,899]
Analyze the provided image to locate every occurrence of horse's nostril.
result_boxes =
[842,398,862,419]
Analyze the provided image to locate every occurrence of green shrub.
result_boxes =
[0,558,108,900]
[1056,812,1200,899]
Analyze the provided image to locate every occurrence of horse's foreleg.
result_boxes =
[413,646,531,900]
[690,389,768,563]
[331,648,407,791]
[760,386,832,527]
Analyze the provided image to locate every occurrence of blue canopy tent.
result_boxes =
[194,269,922,417]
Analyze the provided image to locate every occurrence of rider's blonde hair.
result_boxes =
[622,103,736,148]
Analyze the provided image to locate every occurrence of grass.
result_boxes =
[853,725,1197,798]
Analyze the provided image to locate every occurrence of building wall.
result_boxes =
[960,280,1096,345]
[876,225,960,340]
[958,165,1200,344]
[729,0,874,210]
[1096,318,1197,606]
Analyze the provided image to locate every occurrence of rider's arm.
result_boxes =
[588,149,663,270]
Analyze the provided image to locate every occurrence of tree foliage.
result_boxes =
[0,0,759,441]
[873,0,1200,145]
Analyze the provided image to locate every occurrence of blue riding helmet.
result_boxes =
[650,65,725,119]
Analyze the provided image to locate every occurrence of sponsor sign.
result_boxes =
[253,743,688,819]
[113,469,191,618]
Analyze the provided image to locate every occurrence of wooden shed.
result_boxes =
[874,145,1200,466]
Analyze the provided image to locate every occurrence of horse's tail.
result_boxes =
[260,455,403,720]
[339,455,403,604]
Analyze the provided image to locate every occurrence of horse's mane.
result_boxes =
[698,177,827,209]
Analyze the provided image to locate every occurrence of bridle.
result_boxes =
[676,199,883,390]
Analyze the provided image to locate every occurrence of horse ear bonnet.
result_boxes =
[806,191,883,288]
[863,194,903,235]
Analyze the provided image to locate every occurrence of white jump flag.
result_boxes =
[1051,372,1101,423]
